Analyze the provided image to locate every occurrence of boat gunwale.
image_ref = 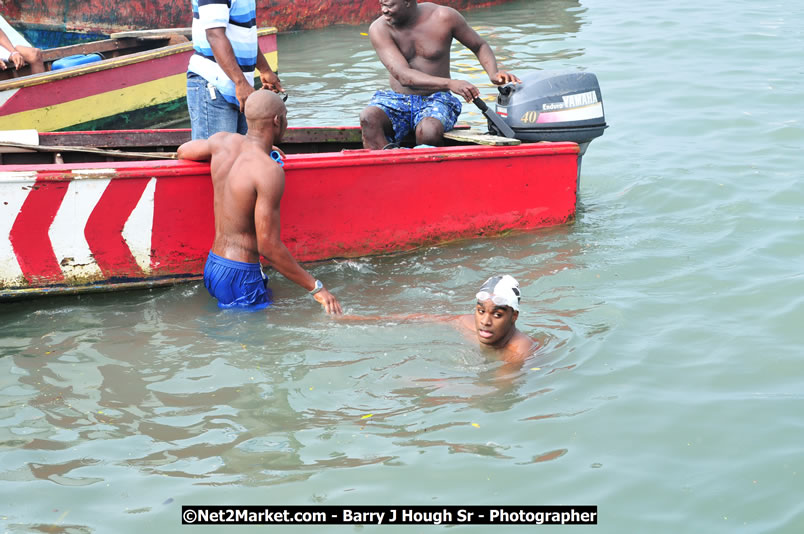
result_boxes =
[0,142,580,180]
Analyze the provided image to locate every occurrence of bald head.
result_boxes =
[244,89,287,139]
[245,90,286,122]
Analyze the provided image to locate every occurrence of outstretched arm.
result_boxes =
[254,163,342,314]
[337,312,458,323]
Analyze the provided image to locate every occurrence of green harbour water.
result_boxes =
[1,0,803,531]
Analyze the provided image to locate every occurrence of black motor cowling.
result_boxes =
[488,70,607,149]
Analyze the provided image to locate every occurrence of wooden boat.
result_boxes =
[0,127,582,299]
[0,27,278,132]
[2,0,512,46]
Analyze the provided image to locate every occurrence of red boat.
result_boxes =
[2,0,513,44]
[0,127,582,299]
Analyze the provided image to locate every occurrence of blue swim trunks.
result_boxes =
[203,251,273,310]
[368,90,463,144]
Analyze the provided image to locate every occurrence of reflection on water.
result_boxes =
[1,218,595,524]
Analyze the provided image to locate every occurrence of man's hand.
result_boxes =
[314,288,343,315]
[491,71,521,85]
[235,80,256,113]
[9,51,24,70]
[259,70,284,93]
[448,79,480,103]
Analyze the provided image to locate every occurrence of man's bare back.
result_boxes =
[206,133,282,264]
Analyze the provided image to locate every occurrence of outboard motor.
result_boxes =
[488,70,607,156]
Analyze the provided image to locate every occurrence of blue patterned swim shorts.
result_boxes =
[368,90,463,144]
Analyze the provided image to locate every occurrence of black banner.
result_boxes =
[181,505,597,525]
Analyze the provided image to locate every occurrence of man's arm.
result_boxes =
[337,313,457,323]
[369,21,471,98]
[451,11,520,86]
[253,163,342,314]
[255,50,283,93]
[177,139,212,161]
[206,27,254,112]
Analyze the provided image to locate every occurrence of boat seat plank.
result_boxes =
[40,130,191,149]
[444,129,521,146]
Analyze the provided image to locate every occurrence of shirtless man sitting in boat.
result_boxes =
[340,275,537,363]
[360,0,520,149]
[177,90,342,314]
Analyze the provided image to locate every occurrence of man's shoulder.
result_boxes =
[456,314,474,329]
[209,131,236,143]
[368,17,389,36]
[421,3,461,22]
[207,131,242,152]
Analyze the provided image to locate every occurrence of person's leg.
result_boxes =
[360,90,412,149]
[414,92,463,146]
[360,106,395,149]
[414,117,446,146]
[16,45,44,73]
[186,74,241,140]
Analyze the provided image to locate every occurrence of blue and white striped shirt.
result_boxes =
[188,0,258,107]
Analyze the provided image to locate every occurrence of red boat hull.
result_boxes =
[0,131,580,298]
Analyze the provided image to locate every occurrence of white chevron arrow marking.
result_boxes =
[49,178,110,283]
[0,174,34,287]
[0,87,20,109]
[122,177,156,274]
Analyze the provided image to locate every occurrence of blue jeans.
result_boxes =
[186,72,247,140]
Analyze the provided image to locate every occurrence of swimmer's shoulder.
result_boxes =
[502,331,539,363]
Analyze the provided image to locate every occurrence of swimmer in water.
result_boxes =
[340,274,537,363]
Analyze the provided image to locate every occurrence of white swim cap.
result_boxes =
[475,275,521,311]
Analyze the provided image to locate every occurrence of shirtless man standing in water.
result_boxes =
[360,0,520,149]
[178,90,342,314]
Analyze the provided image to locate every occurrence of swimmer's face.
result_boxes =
[474,299,518,348]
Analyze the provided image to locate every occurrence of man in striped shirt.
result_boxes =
[187,0,283,140]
